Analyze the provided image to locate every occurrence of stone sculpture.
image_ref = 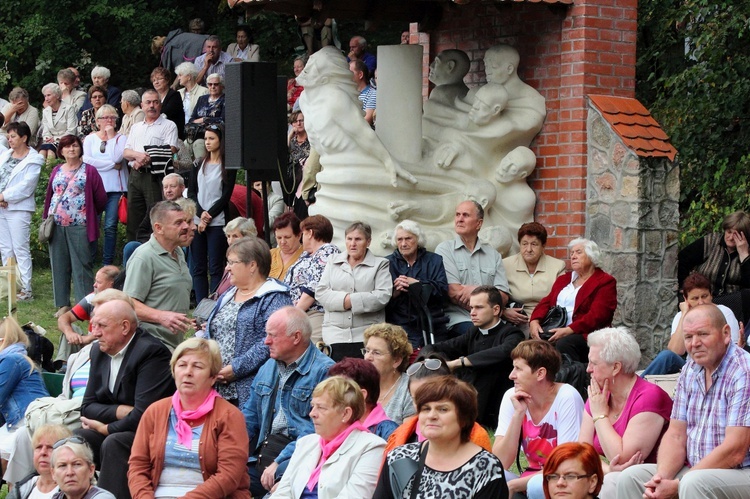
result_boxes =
[299,44,546,256]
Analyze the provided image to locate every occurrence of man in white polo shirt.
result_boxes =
[123,89,178,241]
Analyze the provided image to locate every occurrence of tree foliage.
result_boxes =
[637,0,750,246]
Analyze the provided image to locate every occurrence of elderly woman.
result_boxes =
[77,86,107,138]
[269,211,304,280]
[0,122,44,301]
[50,438,114,499]
[529,238,617,363]
[43,135,108,318]
[7,424,72,499]
[189,123,237,302]
[493,340,584,499]
[579,327,672,496]
[227,25,260,62]
[128,338,250,498]
[503,222,566,333]
[57,69,86,116]
[82,104,128,266]
[385,219,449,348]
[284,214,340,341]
[362,323,414,424]
[2,88,40,146]
[188,73,225,159]
[151,67,185,138]
[273,376,386,499]
[0,317,50,480]
[286,111,309,209]
[543,443,603,499]
[287,55,306,111]
[329,358,399,439]
[678,210,750,297]
[118,90,145,136]
[211,217,258,297]
[205,237,292,406]
[385,355,492,454]
[375,376,507,499]
[39,84,78,161]
[84,66,122,110]
[176,62,207,127]
[318,221,392,361]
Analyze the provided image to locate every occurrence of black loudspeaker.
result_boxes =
[225,62,287,179]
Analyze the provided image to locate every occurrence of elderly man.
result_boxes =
[75,289,174,499]
[435,200,510,337]
[123,89,179,241]
[123,201,192,350]
[242,306,334,498]
[618,304,750,499]
[194,35,233,86]
[78,66,122,118]
[349,60,376,126]
[420,285,524,426]
[347,35,376,74]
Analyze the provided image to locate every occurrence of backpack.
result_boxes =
[23,324,55,372]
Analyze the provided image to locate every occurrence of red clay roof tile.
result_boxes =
[588,94,677,161]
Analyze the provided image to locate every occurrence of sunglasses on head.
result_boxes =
[406,358,443,376]
[53,436,87,449]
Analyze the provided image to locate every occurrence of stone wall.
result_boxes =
[587,104,679,363]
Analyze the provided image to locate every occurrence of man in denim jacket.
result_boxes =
[242,306,334,497]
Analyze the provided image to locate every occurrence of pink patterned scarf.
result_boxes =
[172,389,219,447]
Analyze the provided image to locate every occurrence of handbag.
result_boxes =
[255,433,295,472]
[117,171,127,224]
[539,305,568,341]
[192,298,217,328]
[38,166,80,244]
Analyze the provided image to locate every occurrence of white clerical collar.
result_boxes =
[478,319,502,335]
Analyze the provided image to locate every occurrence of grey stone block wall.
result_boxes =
[586,106,679,366]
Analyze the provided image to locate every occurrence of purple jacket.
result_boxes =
[43,163,108,243]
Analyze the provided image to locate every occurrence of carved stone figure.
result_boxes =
[299,44,546,256]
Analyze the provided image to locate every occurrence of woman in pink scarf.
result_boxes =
[127,338,250,498]
[273,376,386,499]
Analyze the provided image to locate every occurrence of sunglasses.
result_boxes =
[99,140,107,154]
[53,436,87,449]
[406,358,443,376]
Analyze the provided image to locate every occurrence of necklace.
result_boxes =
[237,282,263,296]
[378,376,399,403]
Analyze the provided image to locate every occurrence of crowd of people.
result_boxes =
[0,18,749,499]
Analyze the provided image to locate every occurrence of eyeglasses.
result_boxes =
[544,473,592,484]
[207,82,222,87]
[361,347,388,357]
[406,358,443,376]
[207,124,222,131]
[226,259,245,266]
[293,119,304,124]
[99,140,107,154]
[53,436,87,449]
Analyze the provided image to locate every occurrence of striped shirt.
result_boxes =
[672,342,750,467]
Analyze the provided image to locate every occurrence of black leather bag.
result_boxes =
[539,305,567,341]
[255,433,294,472]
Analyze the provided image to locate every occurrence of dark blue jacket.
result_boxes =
[385,248,448,347]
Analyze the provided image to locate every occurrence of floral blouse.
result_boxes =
[51,166,87,226]
[284,243,340,313]
[78,107,99,138]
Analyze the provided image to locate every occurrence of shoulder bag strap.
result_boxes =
[410,441,429,499]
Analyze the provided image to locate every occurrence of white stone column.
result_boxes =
[376,44,423,164]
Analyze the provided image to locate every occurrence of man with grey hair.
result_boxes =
[347,35,376,74]
[75,288,174,498]
[123,201,192,350]
[123,89,179,241]
[194,35,233,85]
[435,200,510,337]
[242,306,335,497]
